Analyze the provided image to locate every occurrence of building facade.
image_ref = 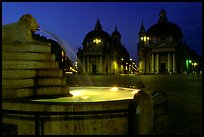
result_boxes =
[77,19,130,74]
[137,9,187,74]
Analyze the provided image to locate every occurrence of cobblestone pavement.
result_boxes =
[66,74,202,135]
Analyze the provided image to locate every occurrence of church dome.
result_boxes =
[146,8,183,38]
[146,22,183,37]
[83,19,111,44]
[83,30,111,42]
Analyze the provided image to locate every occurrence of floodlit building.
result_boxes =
[77,19,130,74]
[137,9,188,74]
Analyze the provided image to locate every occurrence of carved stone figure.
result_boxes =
[2,14,42,44]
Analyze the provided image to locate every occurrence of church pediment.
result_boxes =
[152,40,176,48]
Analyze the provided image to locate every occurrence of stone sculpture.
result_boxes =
[2,14,41,44]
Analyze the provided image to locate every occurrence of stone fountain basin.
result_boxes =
[33,86,140,102]
[2,86,141,135]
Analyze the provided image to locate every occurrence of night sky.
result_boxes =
[2,2,202,62]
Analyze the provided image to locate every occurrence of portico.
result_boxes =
[151,51,176,74]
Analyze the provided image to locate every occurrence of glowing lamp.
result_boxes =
[93,38,101,44]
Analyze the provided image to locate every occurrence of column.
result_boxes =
[99,56,103,73]
[173,53,176,73]
[139,61,142,73]
[168,53,170,72]
[82,56,86,73]
[87,56,89,73]
[156,53,159,73]
[151,53,154,73]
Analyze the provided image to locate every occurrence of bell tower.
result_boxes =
[111,27,121,45]
[138,20,146,46]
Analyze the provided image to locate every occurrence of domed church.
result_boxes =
[77,19,130,74]
[137,9,187,74]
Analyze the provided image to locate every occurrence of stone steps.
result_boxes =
[2,60,59,70]
[2,43,51,53]
[2,51,55,61]
[2,70,63,79]
[2,86,69,98]
[2,78,67,89]
[2,42,71,98]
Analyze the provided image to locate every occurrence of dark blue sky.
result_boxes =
[2,2,202,62]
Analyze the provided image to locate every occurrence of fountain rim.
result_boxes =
[2,97,134,104]
[2,86,140,104]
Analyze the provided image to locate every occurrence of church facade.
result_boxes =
[77,19,130,74]
[137,9,188,74]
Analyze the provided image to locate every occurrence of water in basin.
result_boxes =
[33,86,140,102]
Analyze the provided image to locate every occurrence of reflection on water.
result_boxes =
[32,86,140,102]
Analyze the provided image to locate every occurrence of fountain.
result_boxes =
[2,14,167,135]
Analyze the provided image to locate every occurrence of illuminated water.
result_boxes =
[33,86,140,102]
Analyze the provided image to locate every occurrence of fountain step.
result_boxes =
[2,78,66,89]
[2,60,59,70]
[2,51,55,61]
[2,38,69,98]
[2,86,69,98]
[2,43,51,53]
[36,86,69,96]
[36,69,63,78]
[2,70,63,79]
[38,78,67,87]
